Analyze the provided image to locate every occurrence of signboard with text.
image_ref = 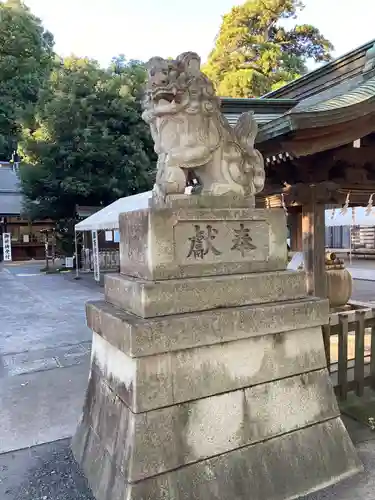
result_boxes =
[2,233,12,261]
[92,230,100,282]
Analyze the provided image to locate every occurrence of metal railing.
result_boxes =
[324,303,375,401]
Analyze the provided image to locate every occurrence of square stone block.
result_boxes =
[86,297,329,357]
[89,320,328,412]
[119,205,287,280]
[104,269,306,318]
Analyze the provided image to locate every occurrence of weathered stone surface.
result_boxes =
[89,323,329,412]
[75,368,340,482]
[150,192,256,210]
[119,206,287,280]
[73,417,362,500]
[105,270,306,318]
[132,418,362,500]
[86,297,329,357]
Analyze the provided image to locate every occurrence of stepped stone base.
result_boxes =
[73,300,362,499]
[73,198,361,500]
[86,296,328,357]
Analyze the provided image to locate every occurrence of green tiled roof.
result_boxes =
[299,75,375,114]
[257,73,375,146]
[263,38,375,100]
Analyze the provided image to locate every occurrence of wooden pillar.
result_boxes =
[302,201,327,298]
[289,208,302,251]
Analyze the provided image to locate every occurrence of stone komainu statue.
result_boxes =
[142,51,265,197]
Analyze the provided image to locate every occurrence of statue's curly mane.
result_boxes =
[143,53,220,113]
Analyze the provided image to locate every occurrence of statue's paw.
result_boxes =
[156,166,186,195]
[207,183,245,196]
[166,167,186,193]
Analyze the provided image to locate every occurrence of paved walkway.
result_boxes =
[352,279,375,303]
[345,258,375,282]
[3,261,375,499]
[0,263,102,455]
[349,267,375,282]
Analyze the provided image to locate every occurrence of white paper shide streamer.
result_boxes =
[340,193,350,216]
[365,194,374,216]
[280,193,288,215]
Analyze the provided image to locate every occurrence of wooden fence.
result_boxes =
[323,303,375,401]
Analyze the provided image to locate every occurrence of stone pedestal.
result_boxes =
[72,195,361,500]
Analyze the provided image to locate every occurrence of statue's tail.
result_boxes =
[232,111,265,194]
[233,111,257,153]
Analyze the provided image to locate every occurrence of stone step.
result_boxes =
[105,270,307,318]
[86,296,328,359]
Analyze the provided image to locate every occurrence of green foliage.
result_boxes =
[204,0,333,97]
[19,56,155,251]
[0,0,54,158]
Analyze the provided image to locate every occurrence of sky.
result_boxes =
[24,0,375,67]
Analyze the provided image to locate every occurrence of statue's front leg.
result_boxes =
[154,155,186,196]
[163,165,187,194]
[155,145,212,196]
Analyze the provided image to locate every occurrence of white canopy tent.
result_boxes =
[74,191,152,280]
[75,191,152,232]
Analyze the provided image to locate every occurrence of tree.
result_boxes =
[19,56,155,252]
[109,54,148,100]
[204,0,333,97]
[0,0,54,158]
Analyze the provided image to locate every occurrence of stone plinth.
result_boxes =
[119,195,287,280]
[72,195,361,500]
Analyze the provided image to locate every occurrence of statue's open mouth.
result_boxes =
[151,85,183,104]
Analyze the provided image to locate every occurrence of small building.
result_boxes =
[218,38,375,297]
[0,163,54,261]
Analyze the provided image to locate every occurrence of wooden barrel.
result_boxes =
[326,267,353,308]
